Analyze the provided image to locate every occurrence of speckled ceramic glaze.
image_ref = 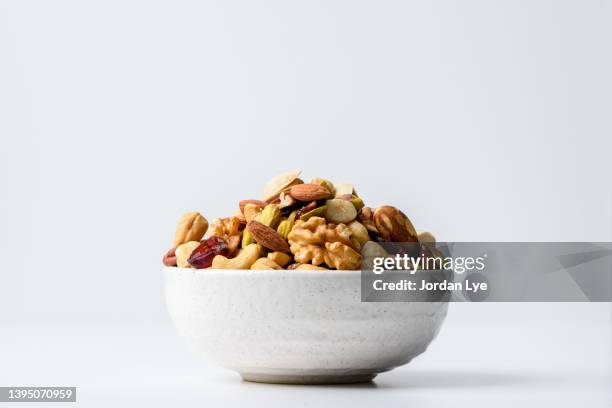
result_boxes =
[165,267,448,384]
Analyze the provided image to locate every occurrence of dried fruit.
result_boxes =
[295,201,319,219]
[325,199,357,224]
[289,184,332,202]
[251,257,282,270]
[246,220,290,253]
[173,212,208,247]
[373,206,418,242]
[175,241,201,268]
[263,170,302,202]
[162,247,177,267]
[212,244,261,269]
[188,236,229,269]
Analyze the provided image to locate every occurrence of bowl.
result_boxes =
[164,267,449,384]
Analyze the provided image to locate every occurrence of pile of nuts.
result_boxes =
[163,171,434,270]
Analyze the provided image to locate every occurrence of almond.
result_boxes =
[289,183,332,202]
[246,220,290,253]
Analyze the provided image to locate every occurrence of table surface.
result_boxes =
[1,314,610,408]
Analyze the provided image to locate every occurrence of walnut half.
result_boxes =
[287,216,361,270]
[207,216,242,255]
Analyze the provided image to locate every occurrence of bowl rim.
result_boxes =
[164,266,361,275]
[163,266,449,278]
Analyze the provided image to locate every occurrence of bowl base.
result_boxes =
[240,372,377,385]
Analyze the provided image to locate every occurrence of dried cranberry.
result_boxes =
[188,236,229,269]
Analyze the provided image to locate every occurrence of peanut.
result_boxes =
[173,212,208,247]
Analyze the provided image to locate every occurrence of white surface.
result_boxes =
[1,306,609,407]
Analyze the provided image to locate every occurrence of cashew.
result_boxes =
[212,244,260,269]
[251,258,282,270]
[175,241,201,268]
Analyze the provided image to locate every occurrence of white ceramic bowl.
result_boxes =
[165,267,448,384]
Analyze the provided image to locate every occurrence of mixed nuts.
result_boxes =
[163,171,434,270]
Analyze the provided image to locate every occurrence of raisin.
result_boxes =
[188,236,229,269]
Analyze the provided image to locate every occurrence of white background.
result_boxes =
[0,0,610,407]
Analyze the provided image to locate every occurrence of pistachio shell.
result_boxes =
[262,170,302,202]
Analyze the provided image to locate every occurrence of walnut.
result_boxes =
[207,216,242,255]
[287,216,361,270]
[325,242,361,270]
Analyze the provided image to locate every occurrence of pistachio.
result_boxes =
[337,194,365,212]
[241,229,254,248]
[350,196,364,211]
[325,199,357,224]
[277,219,292,239]
[259,204,281,229]
[299,205,327,221]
